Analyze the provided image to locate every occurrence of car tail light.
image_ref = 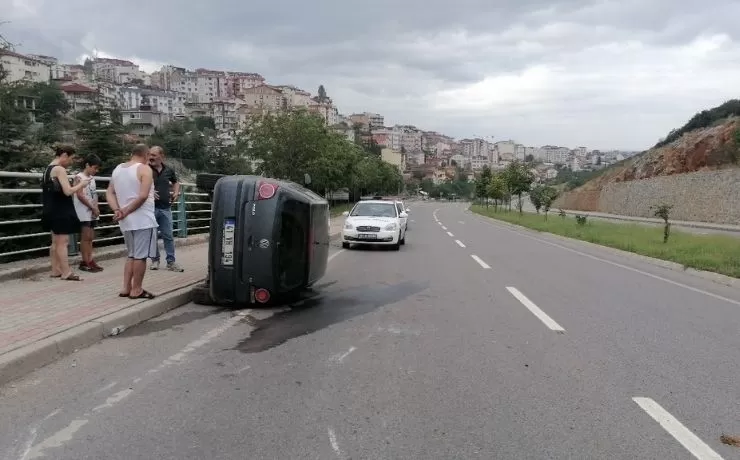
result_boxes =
[254,288,270,303]
[257,181,278,200]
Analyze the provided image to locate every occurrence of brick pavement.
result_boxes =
[0,244,208,357]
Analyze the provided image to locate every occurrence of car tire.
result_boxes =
[342,242,350,249]
[400,233,406,245]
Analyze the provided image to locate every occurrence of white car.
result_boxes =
[341,200,407,250]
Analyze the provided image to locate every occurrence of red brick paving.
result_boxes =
[0,244,208,357]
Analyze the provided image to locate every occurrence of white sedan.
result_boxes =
[341,200,407,250]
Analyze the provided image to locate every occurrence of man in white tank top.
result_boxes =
[106,144,158,299]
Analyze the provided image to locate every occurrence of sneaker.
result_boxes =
[150,260,160,270]
[167,262,184,272]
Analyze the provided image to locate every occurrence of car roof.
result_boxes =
[354,200,395,206]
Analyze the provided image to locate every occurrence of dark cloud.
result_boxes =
[3,0,739,149]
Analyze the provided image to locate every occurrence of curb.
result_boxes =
[0,234,210,283]
[467,208,740,290]
[0,282,201,386]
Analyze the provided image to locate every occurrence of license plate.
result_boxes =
[222,218,235,266]
[358,233,377,239]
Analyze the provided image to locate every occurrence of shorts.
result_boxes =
[80,220,97,229]
[123,227,158,260]
[41,214,80,236]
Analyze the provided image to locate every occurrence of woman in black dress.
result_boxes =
[41,145,91,281]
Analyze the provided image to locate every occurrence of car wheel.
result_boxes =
[400,232,406,245]
[342,242,350,249]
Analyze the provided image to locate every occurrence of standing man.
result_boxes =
[73,154,103,272]
[148,146,184,272]
[106,144,158,299]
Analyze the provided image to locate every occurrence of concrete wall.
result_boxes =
[595,169,740,224]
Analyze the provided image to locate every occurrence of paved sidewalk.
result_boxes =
[0,243,208,359]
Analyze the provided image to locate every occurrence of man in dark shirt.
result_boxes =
[148,146,184,272]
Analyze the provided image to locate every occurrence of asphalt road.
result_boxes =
[1,202,739,459]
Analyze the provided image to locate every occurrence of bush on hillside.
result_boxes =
[654,99,740,148]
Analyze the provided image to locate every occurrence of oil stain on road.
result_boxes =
[233,280,428,354]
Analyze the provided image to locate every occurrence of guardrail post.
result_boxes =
[67,233,79,256]
[177,190,187,238]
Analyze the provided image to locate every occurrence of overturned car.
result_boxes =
[192,173,331,306]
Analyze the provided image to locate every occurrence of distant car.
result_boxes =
[341,200,407,250]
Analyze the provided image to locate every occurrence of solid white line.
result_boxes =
[471,255,491,269]
[330,346,356,363]
[327,427,343,458]
[633,397,724,460]
[446,231,454,237]
[506,287,565,332]
[455,240,466,248]
[470,213,740,308]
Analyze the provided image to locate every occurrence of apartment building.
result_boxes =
[59,82,98,113]
[274,85,312,108]
[0,50,51,83]
[92,57,145,84]
[241,84,287,111]
[381,148,407,172]
[541,145,570,164]
[122,95,166,137]
[117,85,186,119]
[308,101,338,126]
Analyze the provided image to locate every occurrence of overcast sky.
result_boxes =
[3,0,739,150]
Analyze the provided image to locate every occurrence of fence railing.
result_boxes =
[0,170,212,262]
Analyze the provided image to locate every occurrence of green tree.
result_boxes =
[529,185,544,213]
[317,85,328,103]
[74,98,129,172]
[540,186,559,220]
[486,174,507,211]
[475,166,493,206]
[503,161,535,214]
[652,204,673,243]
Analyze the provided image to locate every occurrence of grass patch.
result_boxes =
[471,205,740,278]
[329,202,352,217]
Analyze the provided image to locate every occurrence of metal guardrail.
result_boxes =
[0,170,212,261]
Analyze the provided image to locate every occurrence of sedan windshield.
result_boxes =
[350,202,397,218]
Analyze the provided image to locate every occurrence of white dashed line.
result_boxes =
[632,397,724,460]
[446,231,454,237]
[328,427,344,458]
[471,255,491,269]
[455,240,466,248]
[441,226,447,230]
[506,287,565,332]
[329,346,356,363]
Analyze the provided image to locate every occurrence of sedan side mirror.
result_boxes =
[405,208,411,213]
[399,212,408,218]
[342,211,350,217]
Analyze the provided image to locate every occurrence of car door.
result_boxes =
[395,202,407,232]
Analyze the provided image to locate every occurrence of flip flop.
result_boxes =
[50,274,61,278]
[118,293,130,297]
[129,290,155,299]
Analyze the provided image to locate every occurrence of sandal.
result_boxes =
[129,290,155,299]
[50,274,61,278]
[118,293,130,297]
[61,274,82,281]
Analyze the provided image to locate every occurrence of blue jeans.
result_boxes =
[153,207,176,263]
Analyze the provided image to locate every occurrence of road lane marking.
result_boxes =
[328,250,345,262]
[471,255,491,269]
[458,221,465,224]
[506,287,565,332]
[441,226,447,230]
[446,231,454,237]
[455,240,466,248]
[632,397,724,460]
[328,427,344,458]
[329,346,356,363]
[470,213,740,308]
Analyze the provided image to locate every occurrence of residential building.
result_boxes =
[121,95,166,137]
[227,72,265,97]
[470,156,491,171]
[0,50,51,83]
[60,82,98,113]
[333,122,355,143]
[241,84,287,111]
[460,138,491,159]
[381,148,406,172]
[541,145,570,164]
[116,85,186,119]
[274,85,312,109]
[92,57,144,84]
[308,101,338,126]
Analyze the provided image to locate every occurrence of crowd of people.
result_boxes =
[41,143,185,298]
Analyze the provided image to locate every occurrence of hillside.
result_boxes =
[556,101,740,214]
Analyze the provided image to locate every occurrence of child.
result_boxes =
[73,154,103,272]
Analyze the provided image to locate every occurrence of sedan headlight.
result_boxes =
[344,222,354,230]
[384,222,397,230]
